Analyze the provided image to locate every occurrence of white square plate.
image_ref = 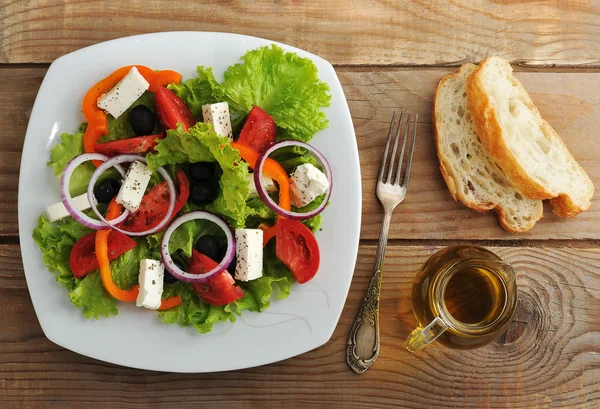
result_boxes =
[18,32,361,372]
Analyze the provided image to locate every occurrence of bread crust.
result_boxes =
[433,64,542,233]
[466,57,593,217]
[550,195,586,218]
[467,62,550,200]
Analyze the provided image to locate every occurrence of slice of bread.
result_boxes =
[467,57,594,217]
[434,64,543,232]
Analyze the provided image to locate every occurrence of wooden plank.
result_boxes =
[0,1,599,66]
[0,68,43,237]
[1,243,598,408]
[2,67,600,239]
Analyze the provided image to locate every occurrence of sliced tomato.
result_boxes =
[189,250,244,306]
[120,170,189,233]
[154,87,196,131]
[276,218,320,284]
[70,231,136,278]
[94,134,164,156]
[237,106,276,154]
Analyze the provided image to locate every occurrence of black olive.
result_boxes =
[217,245,227,262]
[164,261,186,284]
[196,235,221,261]
[189,162,216,181]
[129,105,155,136]
[93,178,121,204]
[227,256,237,277]
[190,183,217,205]
[163,270,179,284]
[218,246,237,277]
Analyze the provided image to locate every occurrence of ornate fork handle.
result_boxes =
[346,211,392,374]
[346,267,382,373]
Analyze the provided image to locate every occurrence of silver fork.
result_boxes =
[346,110,418,374]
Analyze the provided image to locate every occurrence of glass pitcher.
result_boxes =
[405,245,518,352]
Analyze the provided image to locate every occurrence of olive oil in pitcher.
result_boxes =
[406,246,517,351]
[442,263,507,326]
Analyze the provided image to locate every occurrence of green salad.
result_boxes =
[33,45,332,334]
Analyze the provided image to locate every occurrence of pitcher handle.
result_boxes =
[405,316,448,352]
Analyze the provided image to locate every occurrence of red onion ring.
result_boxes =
[88,154,176,237]
[161,211,236,283]
[60,153,128,230]
[254,141,333,220]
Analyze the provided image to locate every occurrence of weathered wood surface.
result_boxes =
[0,243,598,408]
[1,1,600,66]
[2,67,598,240]
[3,2,600,407]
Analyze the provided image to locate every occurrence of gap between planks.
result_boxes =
[362,238,600,249]
[0,236,19,245]
[3,234,600,249]
[2,62,600,74]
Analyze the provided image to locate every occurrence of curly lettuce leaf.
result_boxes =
[69,272,118,319]
[238,245,294,311]
[32,214,87,292]
[147,123,250,227]
[216,45,331,142]
[298,194,325,232]
[271,145,318,172]
[158,282,234,334]
[244,197,276,228]
[110,241,153,290]
[48,127,95,197]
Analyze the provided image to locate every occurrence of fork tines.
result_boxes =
[378,110,418,187]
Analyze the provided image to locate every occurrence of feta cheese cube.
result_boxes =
[290,163,330,208]
[246,172,277,198]
[136,259,164,309]
[97,67,150,119]
[116,161,153,212]
[202,102,233,140]
[234,229,263,282]
[44,193,95,222]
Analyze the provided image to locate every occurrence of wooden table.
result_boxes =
[1,1,599,408]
